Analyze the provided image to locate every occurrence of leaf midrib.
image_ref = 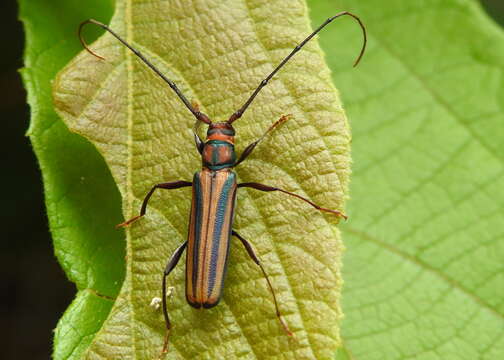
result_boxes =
[121,2,263,358]
[85,0,346,357]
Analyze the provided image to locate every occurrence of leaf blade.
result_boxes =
[309,0,504,358]
[52,0,350,358]
[19,0,122,358]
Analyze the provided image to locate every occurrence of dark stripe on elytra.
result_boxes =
[207,173,236,298]
[191,172,203,298]
[204,185,236,308]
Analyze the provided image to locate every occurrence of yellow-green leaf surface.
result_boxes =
[309,0,504,359]
[19,0,122,359]
[52,0,351,358]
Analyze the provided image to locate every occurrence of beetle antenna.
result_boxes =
[227,11,366,124]
[78,19,212,124]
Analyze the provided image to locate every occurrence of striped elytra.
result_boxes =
[186,169,237,308]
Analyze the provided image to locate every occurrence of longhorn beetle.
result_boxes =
[79,11,366,358]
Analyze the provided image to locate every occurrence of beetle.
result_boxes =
[79,11,366,357]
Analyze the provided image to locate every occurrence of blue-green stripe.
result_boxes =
[191,172,203,297]
[207,173,236,297]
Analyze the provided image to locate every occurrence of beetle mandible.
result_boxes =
[79,11,366,357]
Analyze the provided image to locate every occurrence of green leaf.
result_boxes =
[308,0,504,358]
[19,0,123,359]
[48,0,349,358]
[24,0,503,358]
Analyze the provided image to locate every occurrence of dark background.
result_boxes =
[2,1,503,359]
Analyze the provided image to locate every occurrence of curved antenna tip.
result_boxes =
[79,19,107,61]
[346,12,367,67]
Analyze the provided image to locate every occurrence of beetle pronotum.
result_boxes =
[79,11,366,358]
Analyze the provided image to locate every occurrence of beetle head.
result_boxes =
[206,122,235,143]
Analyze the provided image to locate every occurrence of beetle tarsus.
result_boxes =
[319,207,348,220]
[158,330,170,360]
[279,313,294,338]
[116,215,142,228]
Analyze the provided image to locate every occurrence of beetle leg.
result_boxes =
[158,241,187,359]
[116,180,192,228]
[234,114,292,166]
[232,230,293,337]
[191,102,205,154]
[238,182,347,219]
[193,121,205,154]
